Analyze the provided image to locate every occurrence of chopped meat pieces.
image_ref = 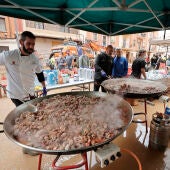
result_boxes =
[102,78,166,94]
[13,94,130,151]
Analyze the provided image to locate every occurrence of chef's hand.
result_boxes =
[101,70,107,78]
[43,87,47,96]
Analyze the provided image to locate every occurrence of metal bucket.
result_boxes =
[149,113,170,150]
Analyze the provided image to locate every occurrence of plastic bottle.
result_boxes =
[165,102,170,116]
[78,68,84,80]
[47,70,56,86]
[62,74,66,84]
[65,74,69,83]
[86,68,91,80]
[91,69,95,80]
[74,74,79,81]
[53,70,58,84]
[43,70,48,82]
[83,68,87,80]
[58,72,63,84]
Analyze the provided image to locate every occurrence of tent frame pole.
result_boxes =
[69,21,160,30]
[143,0,164,29]
[65,10,109,35]
[4,0,58,25]
[163,30,166,40]
[128,0,143,8]
[65,0,99,26]
[110,13,164,35]
[0,5,158,13]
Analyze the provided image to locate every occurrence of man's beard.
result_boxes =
[23,44,34,54]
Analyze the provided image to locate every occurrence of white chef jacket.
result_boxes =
[0,49,42,100]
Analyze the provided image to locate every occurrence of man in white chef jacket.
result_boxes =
[0,31,47,155]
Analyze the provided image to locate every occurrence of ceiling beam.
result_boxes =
[0,5,18,8]
[0,5,162,14]
[112,0,122,8]
[65,10,110,35]
[65,0,98,26]
[128,0,143,8]
[68,22,105,27]
[113,22,161,30]
[125,8,151,13]
[143,0,164,29]
[68,21,160,30]
[110,13,165,35]
[4,0,58,25]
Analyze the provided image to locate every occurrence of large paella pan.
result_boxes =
[3,91,133,155]
[101,78,167,98]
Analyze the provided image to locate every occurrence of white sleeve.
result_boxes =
[0,51,6,65]
[35,60,43,73]
[34,56,43,73]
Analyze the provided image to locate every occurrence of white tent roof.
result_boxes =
[150,39,170,46]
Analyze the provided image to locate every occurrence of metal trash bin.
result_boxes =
[149,112,170,150]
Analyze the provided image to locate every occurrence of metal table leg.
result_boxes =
[38,154,42,170]
[52,152,88,170]
[38,152,89,170]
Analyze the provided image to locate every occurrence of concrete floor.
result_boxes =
[0,87,170,170]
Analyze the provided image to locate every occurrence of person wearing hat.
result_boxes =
[131,49,146,79]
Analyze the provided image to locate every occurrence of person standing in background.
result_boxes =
[112,48,128,78]
[79,50,90,68]
[166,56,170,66]
[155,54,162,70]
[94,45,114,92]
[56,53,67,71]
[151,54,158,68]
[65,51,73,70]
[131,49,146,79]
[48,53,56,70]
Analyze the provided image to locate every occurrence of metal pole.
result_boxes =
[158,45,160,52]
[163,29,166,40]
[148,43,151,53]
[148,43,151,59]
[64,26,67,33]
[165,46,168,59]
[81,34,85,43]
[163,30,168,59]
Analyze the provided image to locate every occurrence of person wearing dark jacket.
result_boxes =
[151,54,158,67]
[94,45,114,92]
